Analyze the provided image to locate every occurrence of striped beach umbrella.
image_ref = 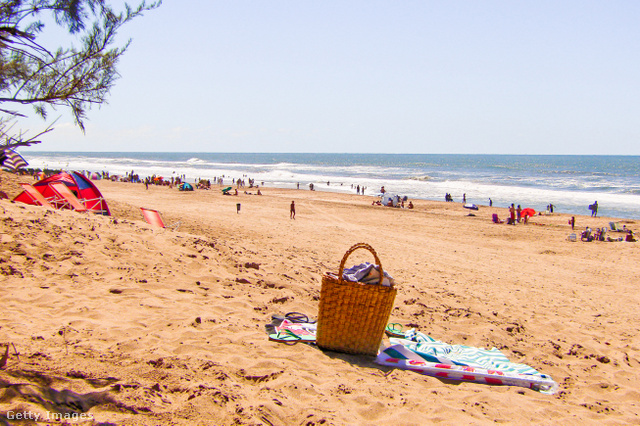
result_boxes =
[0,148,28,172]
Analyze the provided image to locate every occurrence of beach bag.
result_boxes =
[317,243,397,356]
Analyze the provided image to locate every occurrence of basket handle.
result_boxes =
[338,243,385,286]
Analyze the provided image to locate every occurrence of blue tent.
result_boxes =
[381,193,400,207]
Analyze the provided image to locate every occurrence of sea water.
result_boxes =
[22,152,640,219]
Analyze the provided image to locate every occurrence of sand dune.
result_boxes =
[1,171,639,425]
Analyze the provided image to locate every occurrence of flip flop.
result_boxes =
[268,329,316,344]
[266,317,317,344]
[285,312,316,324]
[270,312,316,324]
[385,323,405,338]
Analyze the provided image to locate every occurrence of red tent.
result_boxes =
[14,171,111,215]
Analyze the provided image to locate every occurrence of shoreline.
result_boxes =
[18,151,640,220]
[1,171,639,424]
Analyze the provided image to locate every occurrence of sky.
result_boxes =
[15,1,640,154]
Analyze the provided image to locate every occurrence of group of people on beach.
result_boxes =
[8,168,636,245]
[12,168,623,235]
[444,193,469,203]
[581,226,635,242]
[501,204,537,225]
[506,204,527,225]
[351,184,366,195]
[371,194,414,209]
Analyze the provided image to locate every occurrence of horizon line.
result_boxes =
[19,150,640,157]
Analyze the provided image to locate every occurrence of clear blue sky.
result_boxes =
[18,1,640,154]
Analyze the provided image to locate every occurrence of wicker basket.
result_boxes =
[316,243,397,356]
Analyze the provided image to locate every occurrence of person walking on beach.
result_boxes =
[489,198,493,207]
[570,216,575,230]
[290,201,296,219]
[591,201,598,217]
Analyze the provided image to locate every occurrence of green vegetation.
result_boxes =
[0,0,160,149]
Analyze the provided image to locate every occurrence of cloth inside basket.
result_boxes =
[342,262,394,287]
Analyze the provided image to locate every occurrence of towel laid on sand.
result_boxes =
[376,329,558,394]
[394,329,539,375]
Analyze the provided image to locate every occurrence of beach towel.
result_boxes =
[376,330,558,394]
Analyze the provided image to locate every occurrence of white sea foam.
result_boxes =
[186,157,206,164]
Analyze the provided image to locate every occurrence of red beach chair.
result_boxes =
[140,207,181,230]
[16,183,54,209]
[49,182,88,212]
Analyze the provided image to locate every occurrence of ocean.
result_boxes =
[22,152,640,220]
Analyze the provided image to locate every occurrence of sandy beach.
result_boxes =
[1,170,639,425]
